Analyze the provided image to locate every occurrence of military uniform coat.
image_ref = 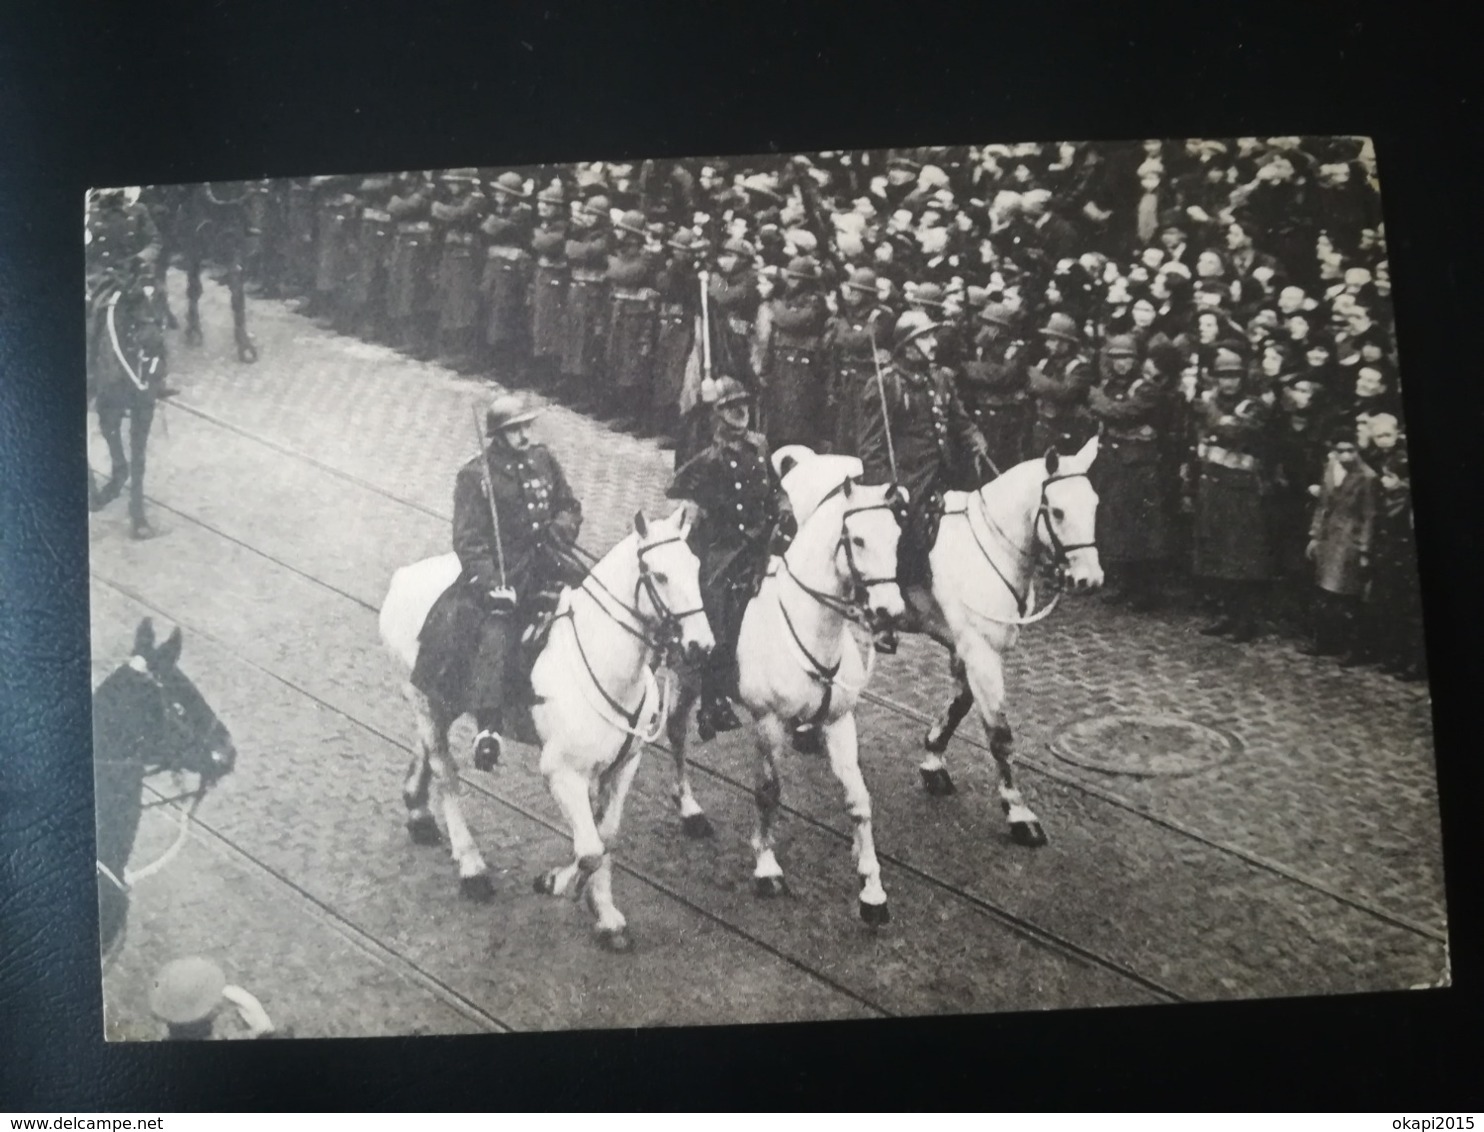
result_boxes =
[310,175,360,298]
[561,228,611,379]
[413,442,583,713]
[432,191,487,332]
[824,303,892,457]
[653,255,701,425]
[761,290,830,448]
[386,186,434,322]
[1268,412,1329,576]
[1027,351,1097,454]
[1192,391,1274,581]
[344,176,396,314]
[667,429,791,650]
[1088,372,1173,563]
[606,246,662,393]
[958,334,1032,472]
[480,210,534,349]
[529,220,569,358]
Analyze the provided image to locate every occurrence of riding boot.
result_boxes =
[1225,583,1262,643]
[472,708,504,771]
[1126,566,1166,613]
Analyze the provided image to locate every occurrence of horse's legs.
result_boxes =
[665,680,713,838]
[581,746,646,948]
[537,763,605,900]
[822,711,888,924]
[417,698,492,898]
[400,687,440,845]
[126,399,155,537]
[921,653,972,795]
[184,253,204,347]
[227,254,258,363]
[750,714,789,897]
[959,634,1046,847]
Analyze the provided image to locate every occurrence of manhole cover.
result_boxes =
[1049,713,1241,778]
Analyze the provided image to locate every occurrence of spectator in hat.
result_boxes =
[1360,415,1426,680]
[1301,427,1376,663]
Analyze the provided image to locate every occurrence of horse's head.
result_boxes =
[633,508,715,663]
[1037,437,1104,592]
[114,618,236,784]
[834,478,907,627]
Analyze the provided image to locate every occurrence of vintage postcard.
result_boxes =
[85,136,1446,1041]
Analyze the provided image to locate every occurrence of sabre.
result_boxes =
[698,267,714,401]
[472,406,517,614]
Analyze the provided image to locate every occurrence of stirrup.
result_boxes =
[872,626,899,655]
[472,729,503,772]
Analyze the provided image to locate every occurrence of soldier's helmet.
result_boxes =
[615,210,649,238]
[149,957,226,1027]
[978,301,1016,329]
[783,255,821,281]
[713,376,753,409]
[720,237,756,261]
[668,228,707,253]
[893,309,942,353]
[842,266,878,294]
[1039,311,1083,343]
[1104,334,1139,359]
[578,194,612,219]
[910,281,947,309]
[486,393,542,435]
[1213,345,1247,375]
[489,171,530,199]
[536,182,566,205]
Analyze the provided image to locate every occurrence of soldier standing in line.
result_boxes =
[341,172,397,341]
[1191,346,1275,642]
[479,171,536,385]
[283,177,318,299]
[560,193,613,412]
[759,255,830,450]
[956,301,1031,473]
[527,182,570,391]
[1087,334,1176,610]
[823,265,892,458]
[605,209,663,433]
[385,172,436,358]
[1027,310,1097,454]
[652,227,708,448]
[305,174,359,321]
[431,168,487,371]
[667,378,796,739]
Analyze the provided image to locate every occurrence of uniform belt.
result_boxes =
[486,245,530,262]
[1199,443,1258,471]
[612,288,658,304]
[361,207,392,223]
[570,268,607,283]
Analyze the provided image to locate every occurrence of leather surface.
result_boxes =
[2,0,1481,1111]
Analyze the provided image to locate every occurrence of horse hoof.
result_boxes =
[859,899,891,926]
[129,521,159,541]
[923,725,950,755]
[532,873,552,895]
[238,341,260,364]
[596,927,634,953]
[681,813,715,839]
[753,875,791,899]
[406,815,442,846]
[919,767,957,796]
[1010,821,1048,848]
[459,873,495,902]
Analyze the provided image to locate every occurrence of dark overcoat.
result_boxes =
[529,221,568,358]
[1088,372,1174,563]
[761,289,830,448]
[824,303,891,457]
[561,228,611,378]
[1192,392,1274,581]
[606,246,662,394]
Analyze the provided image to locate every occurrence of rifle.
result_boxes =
[697,267,716,404]
[471,407,518,616]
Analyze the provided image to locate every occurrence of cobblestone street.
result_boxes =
[87,275,1449,1039]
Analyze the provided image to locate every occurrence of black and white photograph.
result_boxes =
[83,136,1448,1042]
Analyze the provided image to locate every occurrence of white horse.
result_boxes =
[379,507,713,950]
[665,478,905,923]
[771,438,1102,847]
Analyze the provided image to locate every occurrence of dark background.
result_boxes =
[2,0,1480,1111]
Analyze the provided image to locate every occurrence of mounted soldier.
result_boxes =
[667,377,796,739]
[411,394,585,770]
[857,309,990,652]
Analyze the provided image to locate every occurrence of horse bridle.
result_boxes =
[781,480,907,626]
[965,470,1097,618]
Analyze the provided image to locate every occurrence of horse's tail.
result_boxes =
[773,444,818,480]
